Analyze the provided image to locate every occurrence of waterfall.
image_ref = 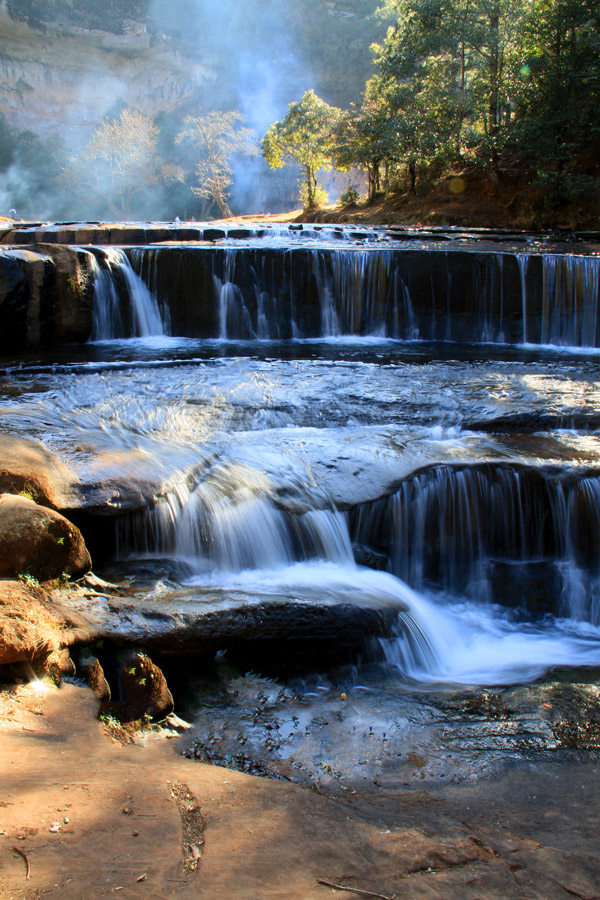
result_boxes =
[113,245,600,348]
[90,248,165,340]
[351,464,600,625]
[517,254,529,343]
[116,464,355,573]
[541,255,600,347]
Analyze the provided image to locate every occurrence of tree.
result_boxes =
[372,0,531,177]
[336,79,401,200]
[175,111,257,218]
[511,0,600,199]
[262,90,342,209]
[69,108,182,219]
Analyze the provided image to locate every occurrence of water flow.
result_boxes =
[352,464,600,625]
[90,248,164,340]
[112,451,600,685]
[541,256,600,346]
[117,245,600,348]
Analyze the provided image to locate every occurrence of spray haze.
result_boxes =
[0,0,381,219]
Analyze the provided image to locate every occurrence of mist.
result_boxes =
[0,0,381,220]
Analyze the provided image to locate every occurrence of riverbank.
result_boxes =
[1,680,599,900]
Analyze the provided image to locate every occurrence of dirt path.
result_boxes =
[1,682,599,900]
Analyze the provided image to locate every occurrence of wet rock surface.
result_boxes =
[176,667,600,793]
[57,577,397,662]
[0,244,95,349]
[0,493,91,581]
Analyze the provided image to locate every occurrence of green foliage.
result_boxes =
[18,572,40,587]
[262,90,342,209]
[339,185,362,207]
[325,0,600,202]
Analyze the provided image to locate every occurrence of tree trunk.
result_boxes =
[408,160,417,195]
[487,1,502,178]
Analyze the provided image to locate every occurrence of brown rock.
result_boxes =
[42,648,76,682]
[0,493,91,581]
[0,434,78,510]
[0,579,92,666]
[85,657,111,702]
[0,580,62,666]
[119,653,174,722]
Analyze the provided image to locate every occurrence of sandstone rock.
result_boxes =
[42,647,76,682]
[0,245,95,350]
[0,493,91,581]
[0,580,62,666]
[0,579,92,666]
[119,652,174,722]
[0,434,78,510]
[84,657,111,702]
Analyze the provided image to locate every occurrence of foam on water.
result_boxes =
[185,560,600,686]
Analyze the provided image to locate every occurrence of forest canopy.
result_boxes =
[263,0,600,219]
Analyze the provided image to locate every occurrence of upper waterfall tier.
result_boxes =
[126,243,600,347]
[1,224,600,349]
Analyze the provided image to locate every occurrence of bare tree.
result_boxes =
[176,111,257,218]
[68,109,182,219]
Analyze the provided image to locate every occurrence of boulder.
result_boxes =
[0,434,79,510]
[42,647,76,682]
[83,656,111,702]
[0,493,91,581]
[119,652,174,722]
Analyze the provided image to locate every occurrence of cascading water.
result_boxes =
[90,248,165,340]
[351,464,600,626]
[83,232,600,348]
[541,255,600,346]
[4,226,600,690]
[99,243,600,348]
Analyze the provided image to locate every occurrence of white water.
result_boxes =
[105,245,600,347]
[184,558,600,686]
[118,465,600,686]
[90,248,165,340]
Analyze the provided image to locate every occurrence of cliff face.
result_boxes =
[0,7,215,148]
[0,1,382,149]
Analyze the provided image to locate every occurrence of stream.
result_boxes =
[1,224,599,788]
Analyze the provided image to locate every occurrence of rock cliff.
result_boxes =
[0,5,214,149]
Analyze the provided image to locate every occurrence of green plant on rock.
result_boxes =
[18,572,40,587]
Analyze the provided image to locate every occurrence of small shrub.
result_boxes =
[300,182,329,210]
[339,185,361,207]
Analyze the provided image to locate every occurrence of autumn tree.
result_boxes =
[262,90,342,209]
[68,108,182,219]
[175,111,257,218]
